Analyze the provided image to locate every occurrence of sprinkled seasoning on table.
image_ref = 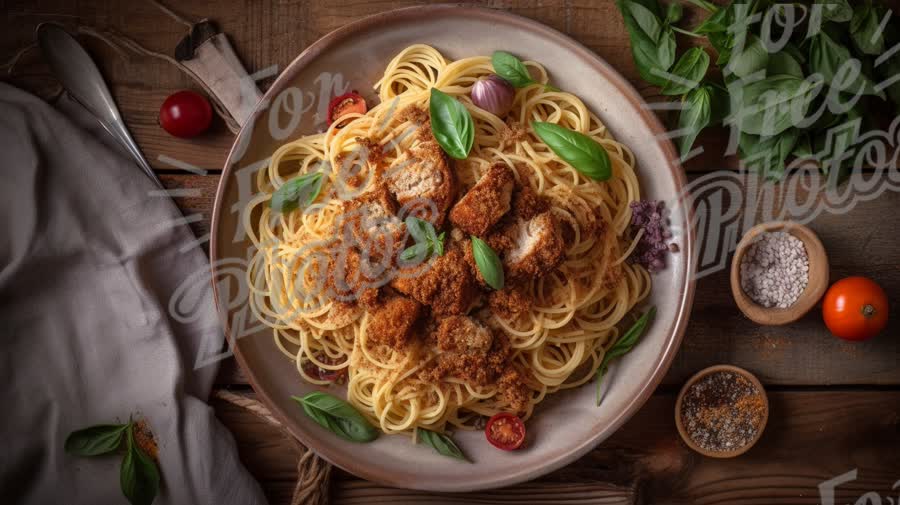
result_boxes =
[739,231,809,308]
[680,371,766,453]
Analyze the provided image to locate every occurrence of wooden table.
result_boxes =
[4,1,899,503]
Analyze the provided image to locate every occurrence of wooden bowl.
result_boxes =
[730,221,829,325]
[675,365,769,458]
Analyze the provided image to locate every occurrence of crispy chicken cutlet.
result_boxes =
[387,141,456,224]
[449,162,515,236]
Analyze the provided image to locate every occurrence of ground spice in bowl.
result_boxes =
[739,231,809,308]
[678,369,767,455]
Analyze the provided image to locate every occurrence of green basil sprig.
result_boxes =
[121,423,160,505]
[532,122,611,181]
[661,47,710,96]
[615,0,676,87]
[66,420,160,505]
[470,236,504,290]
[617,0,900,182]
[418,429,469,462]
[596,306,656,406]
[727,34,768,78]
[739,129,800,181]
[401,217,446,261]
[849,2,885,55]
[65,424,128,456]
[817,0,852,23]
[809,31,883,99]
[429,88,474,160]
[731,75,817,137]
[293,392,378,443]
[491,51,559,91]
[270,172,323,213]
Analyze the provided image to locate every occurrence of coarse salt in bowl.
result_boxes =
[730,221,829,326]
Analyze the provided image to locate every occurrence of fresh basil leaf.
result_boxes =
[401,242,432,262]
[405,216,430,244]
[616,0,676,87]
[434,232,446,256]
[694,2,731,34]
[625,0,663,41]
[677,86,712,157]
[665,2,683,24]
[596,307,656,405]
[709,31,734,65]
[293,392,378,443]
[809,31,884,99]
[850,4,885,56]
[781,42,806,65]
[532,122,611,181]
[418,429,469,462]
[817,0,852,23]
[471,237,504,290]
[491,51,536,88]
[661,48,710,96]
[629,0,663,18]
[120,424,159,505]
[429,88,475,160]
[270,172,323,213]
[767,51,803,78]
[732,75,817,136]
[65,424,127,457]
[728,34,769,78]
[739,129,800,180]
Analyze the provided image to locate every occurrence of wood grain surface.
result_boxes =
[215,389,900,504]
[4,1,900,504]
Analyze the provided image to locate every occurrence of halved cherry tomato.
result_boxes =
[301,353,347,382]
[485,412,526,450]
[822,276,889,341]
[327,92,367,127]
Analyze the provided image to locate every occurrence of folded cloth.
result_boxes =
[0,83,268,505]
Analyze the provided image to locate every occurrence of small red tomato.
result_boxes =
[159,90,213,138]
[327,92,367,127]
[485,412,526,450]
[301,353,347,383]
[822,276,889,341]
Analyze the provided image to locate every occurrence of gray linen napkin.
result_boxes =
[0,83,268,505]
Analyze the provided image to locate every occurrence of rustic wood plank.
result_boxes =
[213,390,900,505]
[154,173,900,386]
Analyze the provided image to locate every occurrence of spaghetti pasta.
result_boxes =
[243,44,650,437]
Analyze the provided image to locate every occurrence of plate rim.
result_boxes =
[210,4,696,491]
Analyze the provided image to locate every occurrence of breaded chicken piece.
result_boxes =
[510,184,550,221]
[449,163,515,237]
[326,248,387,308]
[365,293,422,348]
[437,316,494,354]
[496,366,531,413]
[386,141,455,224]
[391,244,476,316]
[423,331,512,386]
[487,281,533,320]
[504,211,566,278]
[341,186,405,258]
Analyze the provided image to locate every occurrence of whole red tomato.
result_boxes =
[822,276,889,341]
[159,90,212,138]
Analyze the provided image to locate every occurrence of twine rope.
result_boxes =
[213,389,332,505]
